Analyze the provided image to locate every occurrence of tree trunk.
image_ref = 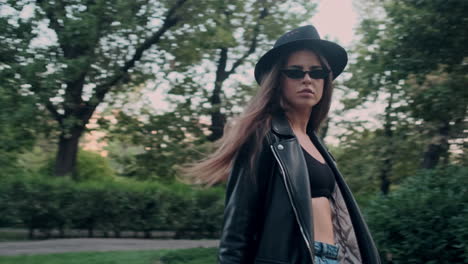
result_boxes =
[28,228,34,239]
[205,2,268,141]
[380,153,392,195]
[208,48,229,141]
[59,227,65,238]
[54,128,84,177]
[208,104,226,141]
[380,92,394,195]
[421,121,450,169]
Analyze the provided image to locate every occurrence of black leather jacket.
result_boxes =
[218,112,381,264]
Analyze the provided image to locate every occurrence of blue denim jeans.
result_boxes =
[313,241,340,264]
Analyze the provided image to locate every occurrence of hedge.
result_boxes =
[366,165,468,264]
[0,173,225,239]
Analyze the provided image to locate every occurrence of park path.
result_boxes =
[0,238,219,256]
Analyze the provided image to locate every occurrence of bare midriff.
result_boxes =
[294,132,335,245]
[311,197,335,244]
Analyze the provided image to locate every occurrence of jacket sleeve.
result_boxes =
[218,137,273,264]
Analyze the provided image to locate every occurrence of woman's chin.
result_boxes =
[285,101,318,112]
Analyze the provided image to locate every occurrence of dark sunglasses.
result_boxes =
[281,68,330,80]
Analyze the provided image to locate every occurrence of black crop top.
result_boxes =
[301,147,336,198]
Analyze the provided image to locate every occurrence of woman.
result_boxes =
[187,25,381,264]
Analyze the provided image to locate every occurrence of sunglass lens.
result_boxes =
[283,69,329,79]
[309,70,328,79]
[284,70,304,79]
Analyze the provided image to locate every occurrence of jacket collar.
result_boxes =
[271,111,295,137]
[271,110,318,139]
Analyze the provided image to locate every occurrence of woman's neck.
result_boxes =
[285,108,311,135]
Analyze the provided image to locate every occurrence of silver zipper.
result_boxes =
[270,145,314,262]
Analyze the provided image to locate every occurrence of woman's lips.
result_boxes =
[298,88,314,94]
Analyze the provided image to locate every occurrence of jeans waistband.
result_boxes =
[314,241,339,260]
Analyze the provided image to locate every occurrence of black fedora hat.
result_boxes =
[254,25,348,84]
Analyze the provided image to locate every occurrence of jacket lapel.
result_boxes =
[270,113,314,257]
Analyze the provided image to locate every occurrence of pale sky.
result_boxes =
[310,0,359,48]
[310,0,385,145]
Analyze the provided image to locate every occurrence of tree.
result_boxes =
[102,106,208,181]
[380,0,468,169]
[331,119,424,198]
[0,14,42,172]
[100,1,318,180]
[344,0,468,190]
[164,0,317,141]
[2,0,231,177]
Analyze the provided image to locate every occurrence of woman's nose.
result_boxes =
[302,73,313,83]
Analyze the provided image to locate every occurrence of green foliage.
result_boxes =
[3,173,74,236]
[3,0,248,176]
[0,172,22,227]
[0,173,225,238]
[0,248,217,264]
[382,0,468,76]
[160,1,316,70]
[366,165,468,263]
[0,15,43,172]
[349,0,468,90]
[191,188,225,235]
[103,140,144,178]
[155,0,318,142]
[1,0,321,177]
[160,248,217,264]
[0,250,168,264]
[331,123,423,196]
[104,111,210,181]
[76,150,115,181]
[351,0,468,122]
[68,181,107,236]
[0,230,28,242]
[38,149,115,181]
[403,68,467,124]
[17,144,56,173]
[163,184,224,238]
[342,0,467,181]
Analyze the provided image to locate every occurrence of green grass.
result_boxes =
[0,248,217,264]
[160,248,217,264]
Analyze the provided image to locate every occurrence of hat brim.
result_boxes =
[254,39,348,84]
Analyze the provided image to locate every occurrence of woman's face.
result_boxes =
[281,50,325,112]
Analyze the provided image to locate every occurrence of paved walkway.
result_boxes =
[0,238,219,256]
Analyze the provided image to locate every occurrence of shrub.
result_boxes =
[70,181,109,237]
[191,187,224,237]
[126,181,167,237]
[366,165,468,264]
[95,181,133,237]
[76,150,115,181]
[0,173,21,227]
[163,183,197,237]
[1,173,225,238]
[10,174,75,238]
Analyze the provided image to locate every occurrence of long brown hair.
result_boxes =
[183,48,334,186]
